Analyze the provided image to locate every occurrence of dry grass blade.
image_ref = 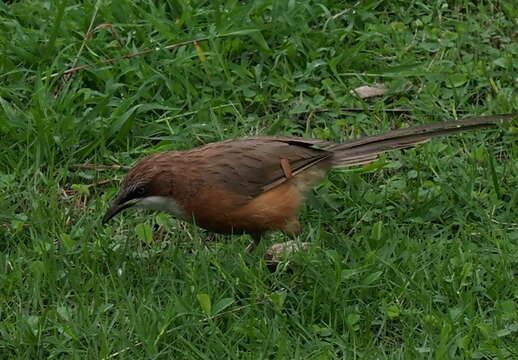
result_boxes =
[47,37,211,83]
[71,164,130,171]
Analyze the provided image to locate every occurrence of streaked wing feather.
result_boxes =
[192,137,333,198]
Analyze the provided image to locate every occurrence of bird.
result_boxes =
[102,114,515,251]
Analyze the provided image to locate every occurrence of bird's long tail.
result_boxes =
[327,114,516,167]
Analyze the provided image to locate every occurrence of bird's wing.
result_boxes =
[190,136,334,199]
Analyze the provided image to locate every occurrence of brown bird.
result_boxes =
[102,114,515,250]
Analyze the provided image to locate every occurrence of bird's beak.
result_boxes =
[102,194,138,224]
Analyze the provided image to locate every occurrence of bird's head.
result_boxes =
[102,153,185,224]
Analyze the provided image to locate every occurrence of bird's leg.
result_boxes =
[245,232,262,253]
[281,219,301,238]
[245,219,300,253]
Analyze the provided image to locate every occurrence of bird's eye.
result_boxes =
[135,186,146,196]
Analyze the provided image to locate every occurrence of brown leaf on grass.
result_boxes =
[353,83,388,99]
[264,240,310,267]
[194,40,207,62]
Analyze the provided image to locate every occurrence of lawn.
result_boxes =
[1,0,517,358]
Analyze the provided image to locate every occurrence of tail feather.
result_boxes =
[328,114,516,167]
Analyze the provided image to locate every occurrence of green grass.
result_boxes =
[1,0,517,358]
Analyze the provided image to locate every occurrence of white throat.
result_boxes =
[137,196,188,220]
